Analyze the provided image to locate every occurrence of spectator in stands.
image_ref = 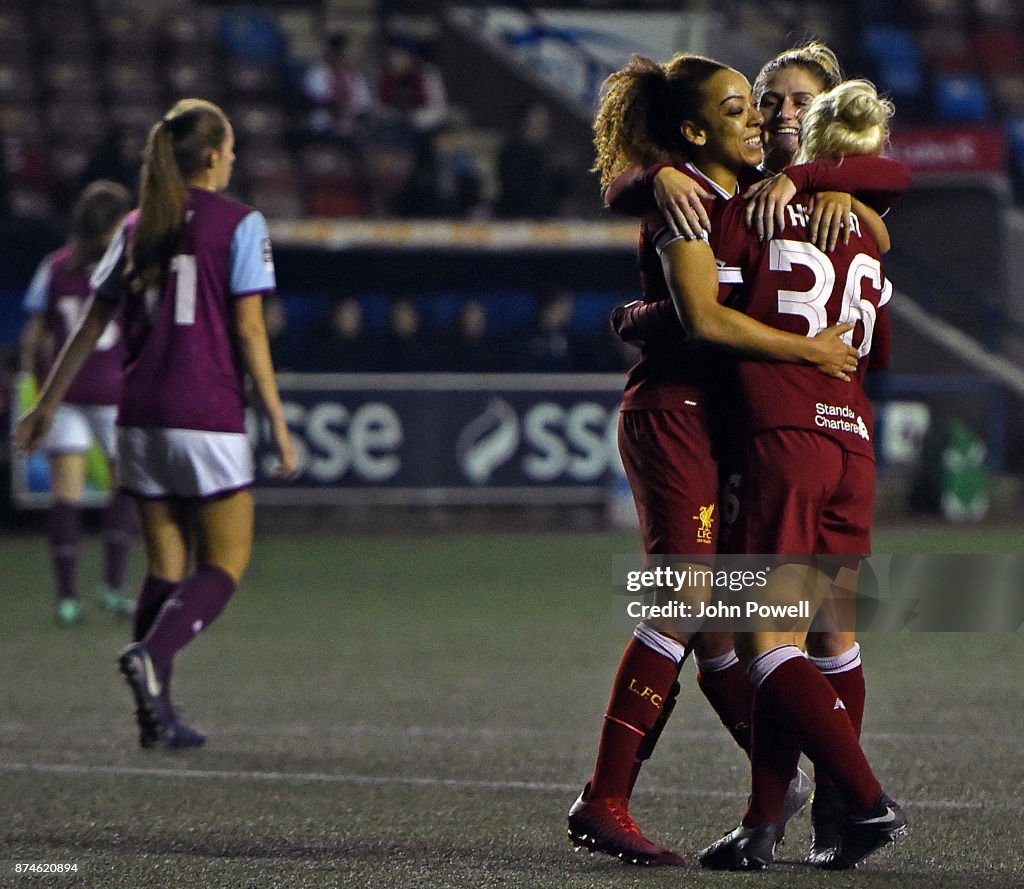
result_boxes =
[300,32,373,149]
[439,299,503,372]
[294,296,375,372]
[375,36,448,152]
[262,294,298,372]
[519,286,578,371]
[496,101,572,218]
[382,296,436,371]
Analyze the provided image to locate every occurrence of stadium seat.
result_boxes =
[0,60,35,104]
[933,72,992,121]
[44,60,101,103]
[1007,117,1024,170]
[992,75,1024,117]
[166,57,225,104]
[219,10,286,65]
[224,59,284,99]
[971,27,1024,76]
[0,9,32,52]
[919,26,974,73]
[47,101,109,145]
[105,60,163,104]
[0,104,44,141]
[864,26,926,98]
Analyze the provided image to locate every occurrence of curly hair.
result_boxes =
[793,79,894,164]
[592,53,729,190]
[753,40,843,104]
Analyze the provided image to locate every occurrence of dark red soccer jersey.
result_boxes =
[93,188,276,433]
[709,192,892,459]
[621,163,736,412]
[27,245,125,405]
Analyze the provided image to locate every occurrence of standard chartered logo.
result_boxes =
[815,402,870,441]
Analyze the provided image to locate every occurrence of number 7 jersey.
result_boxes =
[92,187,276,434]
[709,191,892,459]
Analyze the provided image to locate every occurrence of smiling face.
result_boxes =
[682,68,763,190]
[758,64,827,172]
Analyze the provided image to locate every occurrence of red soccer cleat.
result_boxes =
[567,784,685,866]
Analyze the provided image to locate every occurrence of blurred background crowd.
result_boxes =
[0,0,1022,381]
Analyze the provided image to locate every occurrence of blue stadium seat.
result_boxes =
[864,26,925,98]
[934,73,992,121]
[1007,118,1024,171]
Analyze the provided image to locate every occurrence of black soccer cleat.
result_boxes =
[806,782,847,866]
[699,822,777,870]
[816,792,908,870]
[776,766,813,843]
[118,644,173,749]
[165,709,207,749]
[567,784,685,866]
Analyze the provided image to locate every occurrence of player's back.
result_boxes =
[115,188,259,433]
[43,245,125,405]
[711,192,892,456]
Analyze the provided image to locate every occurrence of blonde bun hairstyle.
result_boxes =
[793,79,894,164]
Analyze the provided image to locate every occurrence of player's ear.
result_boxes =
[205,148,217,169]
[682,120,706,148]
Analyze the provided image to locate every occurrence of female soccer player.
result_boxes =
[606,42,910,863]
[667,79,908,872]
[15,98,298,750]
[19,180,135,625]
[567,52,859,866]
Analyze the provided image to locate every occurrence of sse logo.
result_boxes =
[457,399,622,484]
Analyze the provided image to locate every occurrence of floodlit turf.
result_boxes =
[1,528,1022,888]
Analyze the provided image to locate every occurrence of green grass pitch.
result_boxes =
[1,527,1022,888]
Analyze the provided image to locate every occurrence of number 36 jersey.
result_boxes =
[709,190,891,459]
[93,187,276,434]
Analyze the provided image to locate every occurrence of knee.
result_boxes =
[806,631,857,658]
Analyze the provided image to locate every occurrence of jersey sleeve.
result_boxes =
[610,298,683,346]
[23,253,54,313]
[230,211,276,296]
[604,163,670,217]
[784,156,912,213]
[91,224,129,305]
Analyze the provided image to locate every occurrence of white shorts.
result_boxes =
[118,427,254,499]
[45,403,118,458]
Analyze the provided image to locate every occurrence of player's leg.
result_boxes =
[48,451,87,624]
[90,406,138,615]
[119,496,190,747]
[141,490,252,688]
[703,435,903,870]
[693,631,752,753]
[569,409,716,866]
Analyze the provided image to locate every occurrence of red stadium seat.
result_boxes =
[972,27,1024,76]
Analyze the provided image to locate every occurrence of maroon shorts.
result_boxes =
[741,428,875,560]
[618,408,719,560]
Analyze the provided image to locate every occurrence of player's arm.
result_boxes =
[659,237,858,378]
[610,298,683,347]
[785,155,911,212]
[19,312,46,378]
[19,254,55,379]
[13,295,117,453]
[744,156,911,240]
[234,295,297,479]
[606,165,711,238]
